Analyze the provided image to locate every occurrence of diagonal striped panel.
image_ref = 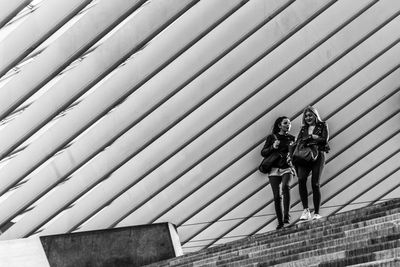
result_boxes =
[0,0,399,254]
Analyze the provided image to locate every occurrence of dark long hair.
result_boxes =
[272,116,289,135]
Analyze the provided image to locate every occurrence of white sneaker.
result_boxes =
[299,209,311,220]
[313,213,322,220]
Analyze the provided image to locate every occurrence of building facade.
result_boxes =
[0,0,399,254]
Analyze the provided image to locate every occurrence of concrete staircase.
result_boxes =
[145,199,400,266]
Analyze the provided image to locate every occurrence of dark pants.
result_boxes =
[296,152,325,214]
[269,173,292,224]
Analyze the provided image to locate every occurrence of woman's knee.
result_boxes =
[296,166,310,181]
[311,180,320,191]
[282,182,290,192]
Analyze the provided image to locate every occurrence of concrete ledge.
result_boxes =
[40,222,182,267]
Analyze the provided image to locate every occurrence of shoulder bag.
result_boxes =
[293,140,318,164]
[259,135,282,174]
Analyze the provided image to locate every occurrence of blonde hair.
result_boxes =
[302,106,324,125]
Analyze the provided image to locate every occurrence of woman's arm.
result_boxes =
[312,122,329,144]
[261,134,276,157]
[288,135,296,156]
[296,126,307,143]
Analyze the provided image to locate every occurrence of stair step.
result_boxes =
[253,212,400,252]
[314,240,400,267]
[370,246,400,263]
[223,227,400,266]
[250,220,400,260]
[142,199,400,267]
[221,200,400,250]
[252,239,400,267]
[350,257,400,267]
[177,218,400,267]
[183,214,400,267]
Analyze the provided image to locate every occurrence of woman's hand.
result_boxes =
[272,140,280,149]
[286,153,292,163]
[311,134,319,140]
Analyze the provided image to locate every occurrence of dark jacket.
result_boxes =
[296,121,330,152]
[261,133,295,169]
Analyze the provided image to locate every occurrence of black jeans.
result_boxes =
[269,173,292,224]
[296,152,325,214]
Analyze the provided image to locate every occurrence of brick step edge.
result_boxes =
[255,236,400,267]
[349,257,400,267]
[216,226,400,266]
[236,214,400,257]
[172,203,400,266]
[265,206,400,247]
[142,199,400,267]
[225,199,400,247]
[315,242,400,267]
[247,219,400,262]
[252,240,400,267]
[180,213,400,267]
[192,201,400,256]
[188,218,400,267]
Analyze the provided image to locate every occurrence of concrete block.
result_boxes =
[40,222,182,267]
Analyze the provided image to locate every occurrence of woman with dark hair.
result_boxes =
[261,116,295,229]
[294,106,330,221]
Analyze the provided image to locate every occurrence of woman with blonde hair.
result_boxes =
[294,106,330,221]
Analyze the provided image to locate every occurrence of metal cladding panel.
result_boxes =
[0,0,92,79]
[0,237,50,267]
[0,0,399,253]
[0,0,31,28]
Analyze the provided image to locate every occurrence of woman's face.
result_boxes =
[304,110,316,125]
[279,118,291,133]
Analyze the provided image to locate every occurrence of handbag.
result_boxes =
[293,141,318,163]
[258,152,282,174]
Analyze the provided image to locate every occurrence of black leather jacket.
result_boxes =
[296,121,330,152]
[261,133,295,168]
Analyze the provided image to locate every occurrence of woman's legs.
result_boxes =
[281,173,292,222]
[269,175,283,226]
[311,152,325,214]
[296,165,311,209]
[296,164,312,220]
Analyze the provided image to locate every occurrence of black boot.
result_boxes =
[276,223,284,230]
[283,214,290,225]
